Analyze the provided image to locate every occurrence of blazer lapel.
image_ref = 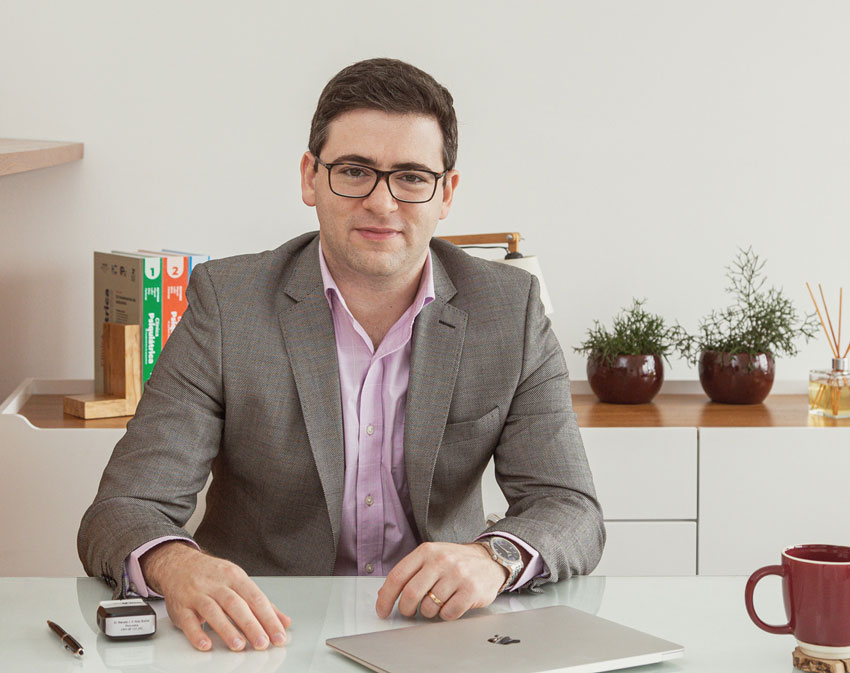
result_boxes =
[405,252,467,538]
[278,238,345,551]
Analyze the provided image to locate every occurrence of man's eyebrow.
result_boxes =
[330,154,377,166]
[330,154,440,172]
[392,161,441,172]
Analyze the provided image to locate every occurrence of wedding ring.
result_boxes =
[427,591,444,607]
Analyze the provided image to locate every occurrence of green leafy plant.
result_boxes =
[574,299,682,366]
[677,247,819,364]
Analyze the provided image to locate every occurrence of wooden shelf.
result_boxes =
[13,391,850,430]
[18,394,131,429]
[0,138,83,176]
[573,394,850,428]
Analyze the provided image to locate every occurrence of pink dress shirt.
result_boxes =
[321,243,433,576]
[125,244,544,595]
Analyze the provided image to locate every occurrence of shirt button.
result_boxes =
[366,424,375,435]
[365,563,374,574]
[365,495,374,506]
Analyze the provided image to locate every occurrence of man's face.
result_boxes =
[300,109,459,284]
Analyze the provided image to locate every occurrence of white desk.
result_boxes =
[0,576,797,672]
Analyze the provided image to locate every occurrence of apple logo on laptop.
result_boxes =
[488,635,521,645]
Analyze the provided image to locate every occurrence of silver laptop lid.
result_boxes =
[327,605,684,673]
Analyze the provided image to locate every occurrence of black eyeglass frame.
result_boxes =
[314,156,448,204]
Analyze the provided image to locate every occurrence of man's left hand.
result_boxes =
[375,542,508,621]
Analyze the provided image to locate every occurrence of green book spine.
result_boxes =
[141,257,162,384]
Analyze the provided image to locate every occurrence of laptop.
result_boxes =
[326,605,683,673]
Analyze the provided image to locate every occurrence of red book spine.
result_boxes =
[160,255,189,344]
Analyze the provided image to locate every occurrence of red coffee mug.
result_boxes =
[745,544,850,659]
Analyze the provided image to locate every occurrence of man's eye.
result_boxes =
[398,172,426,184]
[341,167,368,178]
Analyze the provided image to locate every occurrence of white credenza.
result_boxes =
[0,379,207,576]
[698,427,850,574]
[0,380,124,576]
[3,379,848,577]
[484,393,850,577]
[482,427,698,576]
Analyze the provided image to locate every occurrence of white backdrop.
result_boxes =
[2,0,848,401]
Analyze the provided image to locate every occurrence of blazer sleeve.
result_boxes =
[77,263,225,590]
[484,275,606,586]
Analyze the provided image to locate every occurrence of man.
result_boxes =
[78,58,604,653]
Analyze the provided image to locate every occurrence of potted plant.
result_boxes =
[574,299,682,404]
[678,248,818,404]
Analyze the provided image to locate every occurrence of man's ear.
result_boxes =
[300,152,318,207]
[439,170,460,220]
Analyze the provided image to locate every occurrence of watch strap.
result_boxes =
[477,538,523,593]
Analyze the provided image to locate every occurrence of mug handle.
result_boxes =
[744,565,793,634]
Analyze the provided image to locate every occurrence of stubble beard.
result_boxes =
[342,240,409,279]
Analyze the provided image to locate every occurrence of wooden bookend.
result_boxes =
[63,323,142,419]
[793,647,850,673]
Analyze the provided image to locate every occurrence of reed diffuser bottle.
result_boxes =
[809,358,850,418]
[806,284,850,418]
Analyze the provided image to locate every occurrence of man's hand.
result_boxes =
[140,541,292,651]
[375,542,508,621]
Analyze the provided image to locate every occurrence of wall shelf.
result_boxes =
[0,138,84,176]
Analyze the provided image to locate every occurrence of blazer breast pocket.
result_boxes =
[440,406,502,447]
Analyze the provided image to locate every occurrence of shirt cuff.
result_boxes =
[123,536,199,598]
[476,532,549,592]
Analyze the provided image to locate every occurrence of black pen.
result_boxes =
[47,620,84,656]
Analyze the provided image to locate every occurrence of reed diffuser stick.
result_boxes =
[841,287,850,358]
[819,284,840,356]
[807,282,838,356]
[839,288,843,358]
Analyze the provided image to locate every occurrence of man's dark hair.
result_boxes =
[309,58,458,171]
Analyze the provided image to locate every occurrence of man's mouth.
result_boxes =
[355,228,400,241]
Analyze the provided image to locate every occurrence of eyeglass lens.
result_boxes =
[329,164,437,202]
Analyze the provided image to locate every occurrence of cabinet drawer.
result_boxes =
[592,521,696,576]
[582,428,697,520]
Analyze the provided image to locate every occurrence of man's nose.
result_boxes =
[362,175,398,215]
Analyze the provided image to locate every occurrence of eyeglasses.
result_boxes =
[315,157,447,204]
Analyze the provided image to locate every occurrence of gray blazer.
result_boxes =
[78,233,604,592]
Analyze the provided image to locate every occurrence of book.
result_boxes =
[93,248,209,394]
[112,252,162,385]
[138,251,189,345]
[160,249,210,278]
[93,253,146,394]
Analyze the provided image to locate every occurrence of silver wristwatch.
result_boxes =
[477,536,524,593]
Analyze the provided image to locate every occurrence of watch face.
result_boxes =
[492,537,521,563]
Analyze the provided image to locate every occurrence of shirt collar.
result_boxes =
[318,240,436,318]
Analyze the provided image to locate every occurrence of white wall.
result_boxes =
[2,0,848,401]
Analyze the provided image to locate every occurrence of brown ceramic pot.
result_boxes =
[587,353,664,404]
[698,351,775,404]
